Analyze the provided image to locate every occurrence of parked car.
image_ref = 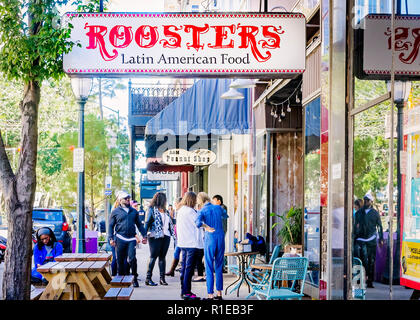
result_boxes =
[0,235,6,264]
[32,208,71,253]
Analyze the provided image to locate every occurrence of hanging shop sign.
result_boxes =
[162,148,216,166]
[146,170,180,181]
[63,12,306,78]
[355,14,420,80]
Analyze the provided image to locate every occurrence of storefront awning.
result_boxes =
[145,78,250,136]
[146,161,194,173]
[144,79,250,158]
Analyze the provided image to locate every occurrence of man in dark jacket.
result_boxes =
[354,193,384,288]
[109,191,147,287]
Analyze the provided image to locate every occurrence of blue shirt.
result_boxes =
[196,202,228,237]
[31,242,63,280]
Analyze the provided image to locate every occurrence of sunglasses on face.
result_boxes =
[124,197,131,200]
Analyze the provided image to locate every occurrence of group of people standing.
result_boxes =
[108,190,228,300]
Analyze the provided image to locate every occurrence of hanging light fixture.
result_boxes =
[270,104,275,116]
[220,87,244,99]
[281,105,286,118]
[273,110,278,118]
[286,99,291,112]
[229,79,257,89]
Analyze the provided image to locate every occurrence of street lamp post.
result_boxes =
[71,77,93,253]
[386,80,411,284]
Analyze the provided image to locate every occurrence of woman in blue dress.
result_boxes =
[31,227,63,285]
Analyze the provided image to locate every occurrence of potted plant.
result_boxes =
[270,207,303,255]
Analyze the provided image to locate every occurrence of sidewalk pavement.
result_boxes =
[0,238,416,300]
[130,241,259,300]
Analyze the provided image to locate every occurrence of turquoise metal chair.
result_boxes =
[352,257,366,300]
[247,257,308,300]
[248,245,281,284]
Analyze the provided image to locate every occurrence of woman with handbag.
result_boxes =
[144,192,175,286]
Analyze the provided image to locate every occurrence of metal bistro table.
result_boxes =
[224,251,259,297]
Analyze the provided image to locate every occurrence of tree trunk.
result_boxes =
[1,81,40,300]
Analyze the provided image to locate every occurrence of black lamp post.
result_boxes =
[385,80,412,283]
[71,77,93,253]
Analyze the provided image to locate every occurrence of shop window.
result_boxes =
[304,97,321,286]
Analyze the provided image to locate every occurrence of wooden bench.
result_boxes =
[30,287,45,300]
[110,275,134,287]
[104,287,134,300]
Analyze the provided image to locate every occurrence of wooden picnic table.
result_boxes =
[224,251,259,297]
[54,252,112,262]
[37,259,113,300]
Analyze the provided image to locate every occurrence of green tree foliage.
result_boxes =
[58,114,108,228]
[353,79,397,201]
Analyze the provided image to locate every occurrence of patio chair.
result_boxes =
[248,245,281,284]
[352,257,366,300]
[247,257,308,300]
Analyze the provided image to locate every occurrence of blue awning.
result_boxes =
[145,79,250,137]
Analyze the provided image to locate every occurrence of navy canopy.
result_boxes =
[145,79,250,137]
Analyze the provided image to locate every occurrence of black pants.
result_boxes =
[195,248,205,277]
[147,235,171,280]
[354,239,377,283]
[116,237,138,277]
[180,248,198,295]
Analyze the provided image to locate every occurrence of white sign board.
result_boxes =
[63,12,306,77]
[73,148,84,172]
[105,176,112,189]
[147,171,180,181]
[162,148,217,166]
[363,14,420,77]
[332,163,341,180]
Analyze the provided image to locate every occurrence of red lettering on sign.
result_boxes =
[84,23,118,61]
[237,24,271,62]
[184,24,209,51]
[385,26,420,65]
[400,28,420,64]
[109,25,133,48]
[160,25,182,48]
[135,25,159,48]
[259,26,284,49]
[208,25,236,49]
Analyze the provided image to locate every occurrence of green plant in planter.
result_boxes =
[270,207,303,246]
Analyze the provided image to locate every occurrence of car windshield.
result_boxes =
[33,210,62,221]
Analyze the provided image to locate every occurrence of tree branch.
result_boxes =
[0,129,15,193]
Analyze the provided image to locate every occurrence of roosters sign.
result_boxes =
[362,14,420,79]
[63,12,306,77]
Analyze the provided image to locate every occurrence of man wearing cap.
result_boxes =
[354,193,384,288]
[109,191,147,287]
